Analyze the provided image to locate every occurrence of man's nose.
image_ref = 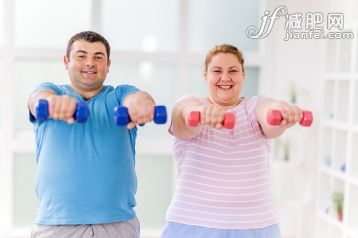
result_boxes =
[85,58,95,67]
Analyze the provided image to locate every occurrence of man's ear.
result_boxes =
[107,59,111,73]
[64,55,69,70]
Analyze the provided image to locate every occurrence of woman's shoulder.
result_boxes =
[174,94,206,105]
[228,95,265,113]
[241,95,266,107]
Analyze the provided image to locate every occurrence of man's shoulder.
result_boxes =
[32,82,66,95]
[113,84,139,95]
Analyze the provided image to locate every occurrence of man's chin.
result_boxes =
[78,83,103,92]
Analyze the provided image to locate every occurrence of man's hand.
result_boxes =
[42,95,77,124]
[123,92,155,129]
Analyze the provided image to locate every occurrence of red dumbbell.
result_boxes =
[267,109,313,127]
[188,111,235,129]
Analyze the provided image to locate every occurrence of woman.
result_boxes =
[162,44,305,238]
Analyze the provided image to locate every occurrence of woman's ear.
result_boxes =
[204,69,207,81]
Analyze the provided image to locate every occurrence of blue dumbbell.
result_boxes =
[36,99,90,123]
[114,105,167,126]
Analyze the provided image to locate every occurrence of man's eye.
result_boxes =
[96,56,104,60]
[77,55,86,58]
[213,70,221,73]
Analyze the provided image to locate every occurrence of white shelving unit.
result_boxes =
[316,26,358,238]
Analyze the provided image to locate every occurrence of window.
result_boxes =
[12,154,37,227]
[14,59,66,134]
[188,0,260,53]
[107,61,177,148]
[107,61,178,107]
[14,0,91,48]
[102,0,179,52]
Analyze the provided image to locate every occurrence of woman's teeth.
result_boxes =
[218,85,232,89]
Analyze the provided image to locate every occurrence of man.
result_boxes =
[28,31,155,238]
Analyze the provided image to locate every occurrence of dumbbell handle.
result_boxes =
[188,111,235,129]
[114,105,167,126]
[35,99,90,123]
[267,109,313,127]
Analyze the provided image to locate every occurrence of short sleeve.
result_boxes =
[168,95,201,135]
[32,82,63,95]
[29,82,62,123]
[115,84,140,104]
[244,95,265,135]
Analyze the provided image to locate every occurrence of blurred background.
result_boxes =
[0,0,357,237]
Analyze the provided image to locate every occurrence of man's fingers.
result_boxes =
[127,122,136,129]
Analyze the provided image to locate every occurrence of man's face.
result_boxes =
[64,40,111,93]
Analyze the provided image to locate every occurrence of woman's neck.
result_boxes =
[206,96,242,109]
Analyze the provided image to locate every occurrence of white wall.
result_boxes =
[262,0,356,237]
[261,0,326,237]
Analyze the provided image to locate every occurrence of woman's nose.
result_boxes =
[221,73,230,81]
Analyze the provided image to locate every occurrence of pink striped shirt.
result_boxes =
[166,96,278,229]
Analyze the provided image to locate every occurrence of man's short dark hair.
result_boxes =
[66,31,110,60]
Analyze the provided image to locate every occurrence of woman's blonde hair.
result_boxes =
[204,44,245,73]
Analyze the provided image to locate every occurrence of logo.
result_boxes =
[246,6,354,40]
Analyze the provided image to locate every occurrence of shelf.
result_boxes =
[331,227,344,238]
[334,129,348,172]
[325,39,336,73]
[318,32,358,238]
[347,228,358,238]
[336,80,350,123]
[317,213,347,238]
[323,80,335,120]
[320,166,346,181]
[348,177,358,187]
[316,218,330,238]
[318,212,344,230]
[318,173,331,215]
[321,120,350,131]
[338,39,352,73]
[347,185,358,232]
[354,81,358,125]
[351,133,358,180]
[321,127,333,167]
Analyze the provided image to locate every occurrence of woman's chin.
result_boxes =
[212,99,237,107]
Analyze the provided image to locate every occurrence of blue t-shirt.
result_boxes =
[30,82,139,225]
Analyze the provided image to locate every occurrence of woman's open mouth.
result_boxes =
[217,85,233,90]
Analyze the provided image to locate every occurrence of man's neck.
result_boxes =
[70,85,103,100]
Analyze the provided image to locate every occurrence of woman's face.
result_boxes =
[204,53,245,107]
